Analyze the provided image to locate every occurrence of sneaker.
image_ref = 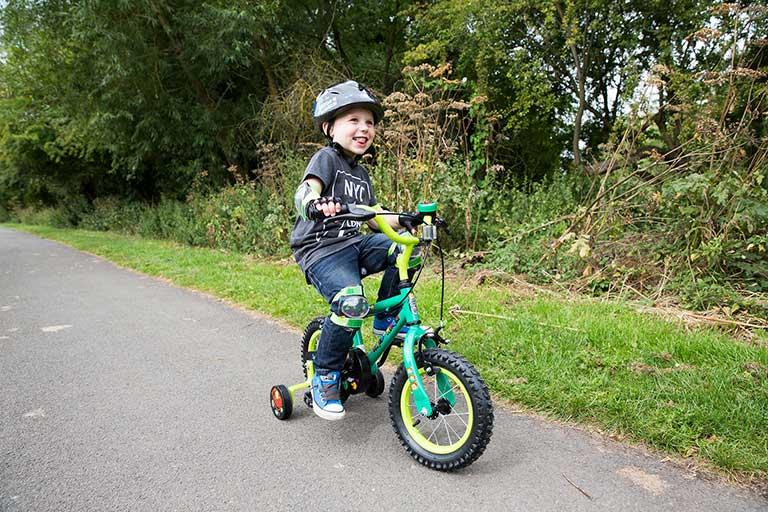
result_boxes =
[372,315,408,338]
[311,371,345,421]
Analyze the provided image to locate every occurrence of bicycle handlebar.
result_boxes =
[318,203,446,245]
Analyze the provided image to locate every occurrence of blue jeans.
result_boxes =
[305,234,400,373]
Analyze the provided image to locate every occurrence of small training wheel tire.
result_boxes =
[366,369,385,398]
[270,385,293,420]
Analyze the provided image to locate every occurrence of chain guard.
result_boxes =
[340,347,373,401]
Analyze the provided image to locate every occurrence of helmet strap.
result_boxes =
[328,141,376,166]
[322,119,335,140]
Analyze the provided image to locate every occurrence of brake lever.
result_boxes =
[321,204,376,223]
[434,216,450,235]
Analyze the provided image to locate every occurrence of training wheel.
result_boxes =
[270,385,293,420]
[366,369,385,398]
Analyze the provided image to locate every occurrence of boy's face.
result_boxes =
[326,107,376,157]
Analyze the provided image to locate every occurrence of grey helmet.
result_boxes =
[312,80,384,137]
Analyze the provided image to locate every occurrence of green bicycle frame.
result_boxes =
[291,203,454,418]
[353,206,454,417]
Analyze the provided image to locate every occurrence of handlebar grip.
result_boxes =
[306,197,344,220]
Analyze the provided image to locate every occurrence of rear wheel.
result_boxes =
[388,348,493,471]
[366,368,385,398]
[301,316,325,379]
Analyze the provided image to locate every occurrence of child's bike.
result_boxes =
[269,202,493,471]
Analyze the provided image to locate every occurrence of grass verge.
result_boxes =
[6,223,768,481]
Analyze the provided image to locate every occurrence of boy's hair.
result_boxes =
[313,81,384,138]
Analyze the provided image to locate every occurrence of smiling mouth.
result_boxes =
[353,137,368,144]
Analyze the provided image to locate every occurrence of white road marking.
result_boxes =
[41,325,73,332]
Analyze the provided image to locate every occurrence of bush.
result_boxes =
[185,184,288,255]
[12,206,72,227]
[481,174,584,277]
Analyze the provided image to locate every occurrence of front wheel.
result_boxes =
[388,348,493,471]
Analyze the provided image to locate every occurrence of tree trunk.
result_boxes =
[382,0,402,93]
[255,38,279,98]
[555,1,589,170]
[148,0,233,166]
[148,0,216,110]
[572,63,586,169]
[332,20,351,69]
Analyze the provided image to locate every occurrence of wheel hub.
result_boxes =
[427,398,452,419]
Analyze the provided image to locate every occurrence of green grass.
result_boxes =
[7,223,768,479]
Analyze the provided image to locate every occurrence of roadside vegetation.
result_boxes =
[7,223,767,483]
[1,2,766,319]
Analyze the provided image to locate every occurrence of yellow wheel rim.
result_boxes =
[400,366,474,455]
[308,329,320,351]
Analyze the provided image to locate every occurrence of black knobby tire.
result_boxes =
[301,316,325,379]
[388,348,493,471]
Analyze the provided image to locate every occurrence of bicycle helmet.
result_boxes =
[312,80,384,137]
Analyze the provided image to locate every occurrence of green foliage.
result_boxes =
[1,0,767,316]
[11,206,71,227]
[50,149,306,257]
[404,0,565,180]
[482,175,585,275]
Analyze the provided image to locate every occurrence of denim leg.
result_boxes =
[305,236,404,372]
[305,245,362,373]
[358,234,400,304]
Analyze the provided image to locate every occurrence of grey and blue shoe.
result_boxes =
[372,315,408,338]
[311,371,345,421]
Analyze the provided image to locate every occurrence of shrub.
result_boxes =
[12,206,72,227]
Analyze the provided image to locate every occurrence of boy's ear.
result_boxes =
[323,121,334,138]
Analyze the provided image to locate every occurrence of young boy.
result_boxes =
[290,80,412,420]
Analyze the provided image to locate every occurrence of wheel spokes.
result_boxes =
[409,371,470,447]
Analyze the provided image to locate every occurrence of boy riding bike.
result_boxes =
[290,80,417,421]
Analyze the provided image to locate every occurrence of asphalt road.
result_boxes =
[1,226,765,511]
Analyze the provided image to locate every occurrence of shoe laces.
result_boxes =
[317,374,341,402]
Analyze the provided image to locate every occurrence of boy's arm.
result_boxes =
[294,177,342,219]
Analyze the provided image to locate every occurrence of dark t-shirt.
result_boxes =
[290,146,378,272]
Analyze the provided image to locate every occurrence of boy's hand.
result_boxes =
[308,196,343,219]
[398,213,422,234]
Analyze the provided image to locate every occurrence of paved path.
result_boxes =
[1,227,765,511]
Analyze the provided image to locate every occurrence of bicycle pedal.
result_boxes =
[303,391,313,408]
